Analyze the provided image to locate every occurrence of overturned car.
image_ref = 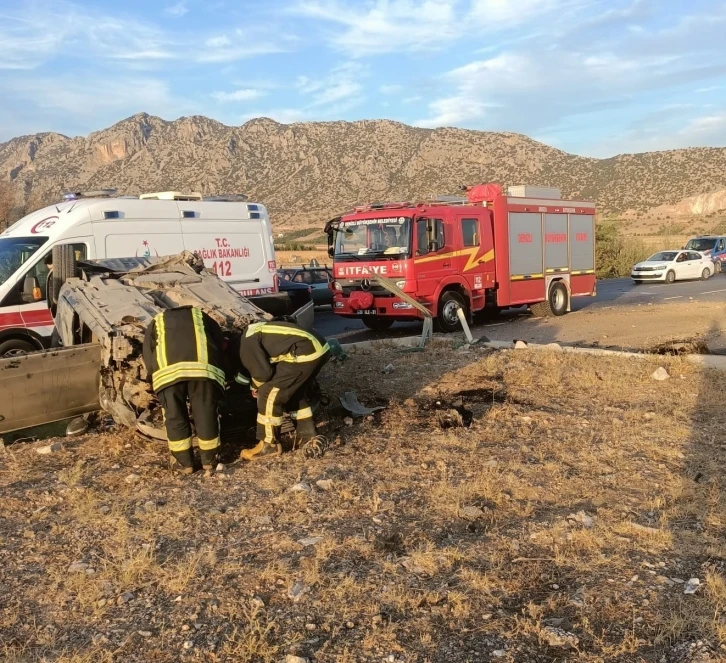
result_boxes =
[48,249,315,440]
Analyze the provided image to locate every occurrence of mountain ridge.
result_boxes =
[2,113,726,227]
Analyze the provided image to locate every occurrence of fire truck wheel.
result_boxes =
[530,281,568,318]
[436,291,467,333]
[361,316,394,331]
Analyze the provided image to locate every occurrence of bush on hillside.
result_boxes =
[596,223,650,279]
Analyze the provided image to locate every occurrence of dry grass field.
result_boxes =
[1,345,725,662]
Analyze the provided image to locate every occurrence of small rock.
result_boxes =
[251,596,265,610]
[117,591,136,605]
[651,367,670,381]
[514,340,528,349]
[254,515,272,526]
[387,655,396,663]
[286,656,309,663]
[382,364,395,374]
[346,621,355,629]
[344,417,354,426]
[138,631,152,638]
[298,536,324,546]
[124,473,141,484]
[492,651,506,659]
[316,479,334,491]
[290,482,312,493]
[305,623,316,630]
[215,463,225,472]
[542,626,579,648]
[143,500,157,511]
[459,505,486,521]
[567,511,594,529]
[520,416,533,424]
[68,561,90,574]
[684,578,701,594]
[36,442,63,455]
[99,505,111,514]
[644,412,656,421]
[183,641,194,650]
[288,581,308,602]
[630,522,661,535]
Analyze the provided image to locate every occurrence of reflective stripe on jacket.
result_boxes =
[142,306,226,393]
[239,321,329,385]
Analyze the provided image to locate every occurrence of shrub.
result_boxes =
[596,223,650,279]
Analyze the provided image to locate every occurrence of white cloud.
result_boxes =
[197,30,293,62]
[212,88,266,102]
[297,62,367,107]
[380,84,403,94]
[165,1,189,17]
[291,0,460,56]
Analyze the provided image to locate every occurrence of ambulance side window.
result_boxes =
[462,218,479,247]
[1,243,88,306]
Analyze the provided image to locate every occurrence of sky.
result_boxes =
[1,0,725,157]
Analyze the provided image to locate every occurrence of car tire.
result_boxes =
[530,281,569,318]
[701,267,711,281]
[665,270,676,284]
[436,291,467,333]
[361,316,394,332]
[0,338,37,357]
[715,261,722,274]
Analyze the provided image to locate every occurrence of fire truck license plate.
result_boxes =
[357,309,377,315]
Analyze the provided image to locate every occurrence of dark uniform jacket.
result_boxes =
[238,321,329,387]
[143,306,226,393]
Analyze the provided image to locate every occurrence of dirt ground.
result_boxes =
[478,301,726,354]
[1,345,725,662]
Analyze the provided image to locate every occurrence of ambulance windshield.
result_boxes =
[0,237,48,285]
[334,217,412,259]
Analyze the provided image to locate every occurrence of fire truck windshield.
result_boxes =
[334,217,412,260]
[0,237,49,285]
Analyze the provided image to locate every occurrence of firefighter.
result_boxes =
[236,319,330,460]
[142,306,227,474]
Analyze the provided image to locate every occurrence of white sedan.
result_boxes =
[631,250,714,284]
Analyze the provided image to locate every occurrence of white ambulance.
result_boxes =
[0,190,282,356]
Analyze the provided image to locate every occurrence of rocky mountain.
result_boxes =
[2,113,726,228]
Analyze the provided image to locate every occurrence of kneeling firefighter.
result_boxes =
[236,319,330,460]
[143,306,226,473]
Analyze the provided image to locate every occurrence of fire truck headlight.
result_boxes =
[395,280,406,289]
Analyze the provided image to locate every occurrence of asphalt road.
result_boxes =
[313,275,726,342]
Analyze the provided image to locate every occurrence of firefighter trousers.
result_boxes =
[256,356,328,444]
[157,379,221,468]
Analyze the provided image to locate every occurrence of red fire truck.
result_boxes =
[324,184,596,332]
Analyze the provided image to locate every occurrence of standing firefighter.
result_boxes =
[143,306,226,474]
[238,320,330,460]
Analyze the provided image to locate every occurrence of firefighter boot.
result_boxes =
[240,440,282,461]
[199,449,219,473]
[169,450,195,475]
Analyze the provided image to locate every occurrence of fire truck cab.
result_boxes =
[325,184,596,332]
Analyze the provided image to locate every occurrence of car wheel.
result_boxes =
[715,261,722,274]
[701,267,711,281]
[0,338,37,357]
[361,316,394,331]
[436,291,467,333]
[665,270,676,284]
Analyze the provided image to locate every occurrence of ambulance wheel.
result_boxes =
[361,316,394,332]
[436,291,467,333]
[530,281,568,318]
[0,338,36,357]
